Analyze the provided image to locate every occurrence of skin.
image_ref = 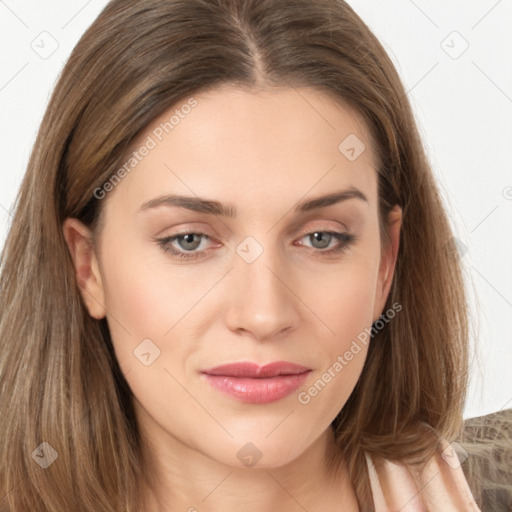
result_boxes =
[63,84,402,512]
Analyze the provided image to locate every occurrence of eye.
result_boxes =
[155,232,214,260]
[155,229,357,261]
[297,230,356,255]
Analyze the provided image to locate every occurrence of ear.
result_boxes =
[373,205,402,321]
[62,217,106,319]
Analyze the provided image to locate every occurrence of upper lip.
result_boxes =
[201,361,311,378]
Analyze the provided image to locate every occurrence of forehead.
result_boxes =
[103,85,378,218]
[132,84,376,161]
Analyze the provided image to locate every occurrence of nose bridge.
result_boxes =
[225,234,298,340]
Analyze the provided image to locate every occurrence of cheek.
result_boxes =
[103,258,162,324]
[295,276,374,421]
[98,237,224,379]
[302,255,379,344]
[99,249,198,417]
[98,241,183,368]
[294,253,379,412]
[101,232,201,325]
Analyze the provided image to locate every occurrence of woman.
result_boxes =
[0,0,510,510]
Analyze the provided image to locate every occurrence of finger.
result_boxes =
[366,452,388,512]
[409,440,481,512]
[366,453,427,512]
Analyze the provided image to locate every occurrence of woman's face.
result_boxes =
[64,84,401,470]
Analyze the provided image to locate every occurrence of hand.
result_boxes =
[366,439,481,512]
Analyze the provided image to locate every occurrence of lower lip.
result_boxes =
[201,372,311,404]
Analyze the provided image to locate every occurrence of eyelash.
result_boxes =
[155,230,357,261]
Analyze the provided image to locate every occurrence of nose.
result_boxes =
[224,243,299,341]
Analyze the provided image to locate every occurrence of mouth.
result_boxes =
[200,361,312,404]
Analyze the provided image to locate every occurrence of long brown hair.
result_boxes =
[0,0,490,510]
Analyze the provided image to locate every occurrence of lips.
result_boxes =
[200,361,312,404]
[201,361,311,378]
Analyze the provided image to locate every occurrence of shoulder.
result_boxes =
[460,408,512,512]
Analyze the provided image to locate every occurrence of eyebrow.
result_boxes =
[137,186,368,217]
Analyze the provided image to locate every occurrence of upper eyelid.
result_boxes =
[163,226,350,241]
[162,219,350,239]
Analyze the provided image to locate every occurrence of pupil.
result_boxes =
[312,232,331,249]
[180,234,200,250]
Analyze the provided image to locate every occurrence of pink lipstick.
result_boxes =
[200,361,311,404]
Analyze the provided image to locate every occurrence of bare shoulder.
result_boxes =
[460,408,512,512]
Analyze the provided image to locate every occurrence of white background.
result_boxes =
[0,1,510,419]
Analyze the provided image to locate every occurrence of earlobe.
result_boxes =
[374,205,402,320]
[62,217,106,319]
